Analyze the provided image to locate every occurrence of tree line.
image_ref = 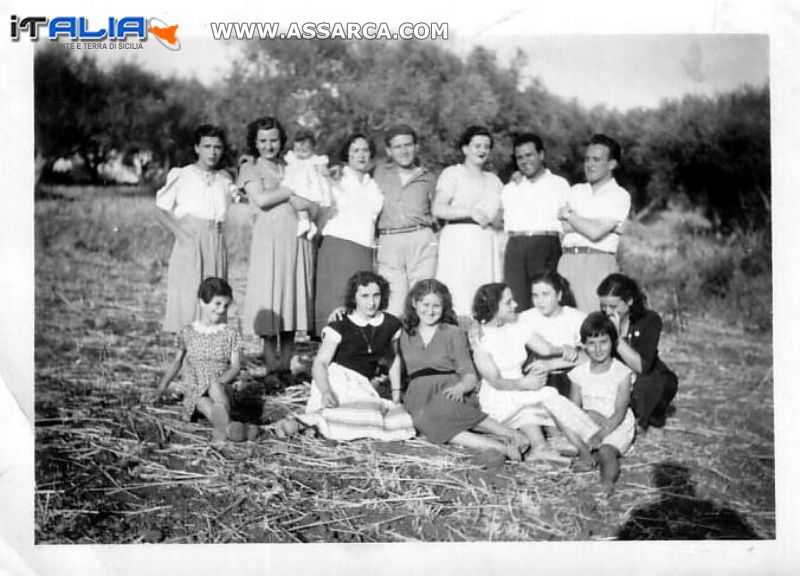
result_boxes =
[34,40,769,231]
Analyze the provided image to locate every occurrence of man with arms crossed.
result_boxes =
[375,124,438,316]
[557,134,631,312]
[501,133,570,311]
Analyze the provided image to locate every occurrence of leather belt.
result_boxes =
[508,230,561,237]
[378,224,429,235]
[562,246,615,255]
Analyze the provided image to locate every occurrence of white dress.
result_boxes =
[435,165,503,316]
[477,321,599,440]
[568,359,635,453]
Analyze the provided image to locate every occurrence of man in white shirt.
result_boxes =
[501,133,570,311]
[557,134,631,312]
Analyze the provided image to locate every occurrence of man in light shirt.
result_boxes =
[501,133,570,311]
[374,124,438,316]
[557,134,631,312]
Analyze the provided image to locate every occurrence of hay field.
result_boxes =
[34,190,773,543]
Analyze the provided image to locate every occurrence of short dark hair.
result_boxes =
[193,124,227,148]
[197,277,233,304]
[472,283,508,324]
[339,134,376,164]
[246,117,287,158]
[530,270,577,308]
[588,133,621,163]
[512,132,544,154]
[293,129,316,147]
[403,279,458,335]
[596,273,648,321]
[384,124,417,146]
[579,311,619,351]
[343,271,390,313]
[458,125,493,150]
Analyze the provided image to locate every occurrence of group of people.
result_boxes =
[151,119,679,491]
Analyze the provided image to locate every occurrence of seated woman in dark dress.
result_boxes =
[399,279,529,461]
[596,273,679,434]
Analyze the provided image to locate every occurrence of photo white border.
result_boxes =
[2,0,797,574]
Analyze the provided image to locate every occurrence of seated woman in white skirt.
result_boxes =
[295,271,416,441]
[470,283,601,461]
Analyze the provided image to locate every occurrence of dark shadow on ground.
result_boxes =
[617,460,760,540]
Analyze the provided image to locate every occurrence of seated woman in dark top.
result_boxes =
[596,273,679,434]
[296,271,416,441]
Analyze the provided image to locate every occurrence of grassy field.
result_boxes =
[34,189,774,543]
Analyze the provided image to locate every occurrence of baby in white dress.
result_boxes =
[282,130,331,239]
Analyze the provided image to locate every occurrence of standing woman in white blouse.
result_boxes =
[433,125,503,317]
[314,134,384,335]
[155,124,235,333]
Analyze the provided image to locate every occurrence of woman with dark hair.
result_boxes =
[470,283,601,460]
[239,117,316,376]
[314,134,383,334]
[596,273,679,433]
[296,271,415,441]
[433,125,503,316]
[398,279,528,461]
[518,270,586,397]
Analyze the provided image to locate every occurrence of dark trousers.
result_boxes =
[631,369,679,428]
[546,371,572,398]
[504,235,562,312]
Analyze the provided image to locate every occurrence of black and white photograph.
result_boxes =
[1,0,798,574]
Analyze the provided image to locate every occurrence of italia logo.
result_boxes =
[10,15,180,50]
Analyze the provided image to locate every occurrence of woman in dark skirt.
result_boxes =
[597,273,679,433]
[314,134,383,335]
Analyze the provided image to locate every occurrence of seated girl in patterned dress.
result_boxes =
[149,278,258,444]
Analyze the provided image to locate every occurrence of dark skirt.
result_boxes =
[314,235,374,336]
[631,362,679,428]
[404,372,487,444]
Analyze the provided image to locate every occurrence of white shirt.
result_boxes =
[155,165,233,222]
[518,306,586,348]
[501,169,570,233]
[322,167,384,248]
[561,178,631,253]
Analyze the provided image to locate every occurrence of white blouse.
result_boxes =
[155,165,234,222]
[322,167,384,248]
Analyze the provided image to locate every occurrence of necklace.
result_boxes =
[356,324,376,354]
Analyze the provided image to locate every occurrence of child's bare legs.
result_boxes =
[263,336,280,373]
[594,445,621,491]
[559,425,596,468]
[195,382,232,444]
[279,331,295,372]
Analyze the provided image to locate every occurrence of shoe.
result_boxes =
[227,421,247,442]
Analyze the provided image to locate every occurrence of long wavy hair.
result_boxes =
[402,279,458,335]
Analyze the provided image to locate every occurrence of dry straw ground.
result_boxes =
[34,190,773,543]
